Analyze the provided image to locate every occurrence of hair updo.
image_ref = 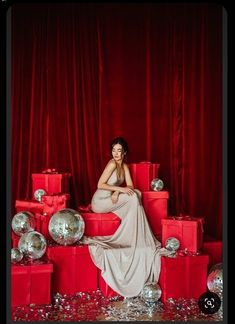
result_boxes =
[110,137,129,155]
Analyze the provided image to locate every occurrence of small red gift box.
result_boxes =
[32,171,71,196]
[15,199,44,214]
[161,216,204,252]
[202,240,222,267]
[41,193,70,215]
[46,245,98,295]
[98,269,121,298]
[159,254,209,303]
[142,191,169,238]
[129,162,160,191]
[80,212,121,236]
[11,262,53,307]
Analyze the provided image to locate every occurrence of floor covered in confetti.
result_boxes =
[12,290,223,321]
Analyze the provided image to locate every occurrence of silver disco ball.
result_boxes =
[11,211,36,236]
[165,237,180,252]
[34,188,47,202]
[48,208,85,245]
[18,231,47,260]
[151,178,164,191]
[142,283,162,307]
[11,248,24,263]
[207,263,223,295]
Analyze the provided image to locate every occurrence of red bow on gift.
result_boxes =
[42,168,58,174]
[78,204,92,212]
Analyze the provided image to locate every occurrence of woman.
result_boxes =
[83,137,169,297]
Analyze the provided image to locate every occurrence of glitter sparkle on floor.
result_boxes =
[11,290,223,322]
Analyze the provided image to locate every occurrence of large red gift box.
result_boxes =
[202,240,222,267]
[11,262,53,307]
[98,269,121,298]
[32,172,71,196]
[15,199,44,214]
[159,254,209,303]
[80,212,121,236]
[142,191,169,238]
[161,217,204,252]
[129,162,160,191]
[46,245,98,295]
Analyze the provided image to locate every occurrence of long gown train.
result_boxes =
[82,169,169,297]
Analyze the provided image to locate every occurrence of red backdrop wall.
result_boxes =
[11,3,223,239]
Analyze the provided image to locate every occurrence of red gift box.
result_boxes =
[142,191,169,238]
[161,217,204,252]
[98,269,121,298]
[129,162,160,191]
[41,193,70,215]
[15,194,70,217]
[46,245,98,295]
[32,172,71,196]
[15,199,44,214]
[11,262,53,307]
[202,240,222,267]
[80,212,121,236]
[159,254,209,303]
[11,231,20,248]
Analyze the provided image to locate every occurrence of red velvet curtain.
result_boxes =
[11,3,223,239]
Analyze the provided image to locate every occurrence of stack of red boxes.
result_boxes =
[11,169,71,307]
[129,162,169,239]
[160,215,209,302]
[12,170,71,246]
[11,163,222,307]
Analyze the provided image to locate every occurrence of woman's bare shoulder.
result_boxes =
[106,159,116,169]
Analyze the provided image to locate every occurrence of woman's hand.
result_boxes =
[111,191,119,204]
[120,187,135,195]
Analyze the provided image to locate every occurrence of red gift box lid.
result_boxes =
[46,245,89,257]
[32,172,71,177]
[12,262,53,274]
[142,191,169,199]
[161,253,209,264]
[15,199,43,207]
[162,216,204,224]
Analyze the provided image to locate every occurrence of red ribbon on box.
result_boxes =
[42,168,58,174]
[171,214,204,233]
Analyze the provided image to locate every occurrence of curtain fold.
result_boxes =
[11,3,223,239]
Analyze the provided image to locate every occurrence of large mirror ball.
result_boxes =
[49,208,85,245]
[18,231,47,259]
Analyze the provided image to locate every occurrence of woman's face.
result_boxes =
[112,144,125,162]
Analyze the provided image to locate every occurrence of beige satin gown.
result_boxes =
[82,169,167,297]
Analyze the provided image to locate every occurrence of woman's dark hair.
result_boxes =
[110,137,129,154]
